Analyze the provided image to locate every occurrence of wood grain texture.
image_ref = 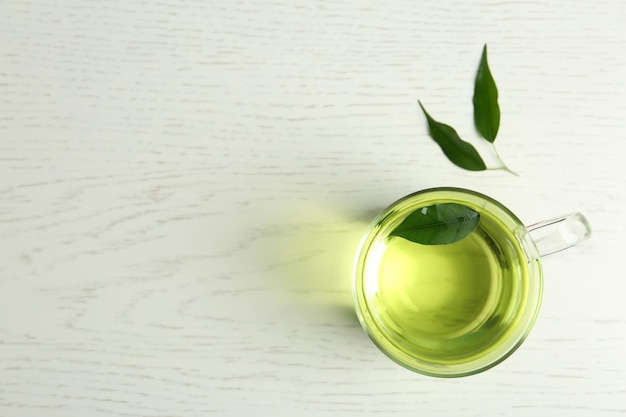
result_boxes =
[1,0,625,415]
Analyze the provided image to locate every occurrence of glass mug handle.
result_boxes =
[527,212,592,257]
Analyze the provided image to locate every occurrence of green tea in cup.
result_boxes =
[353,188,591,377]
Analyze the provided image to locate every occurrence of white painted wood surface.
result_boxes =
[1,1,625,415]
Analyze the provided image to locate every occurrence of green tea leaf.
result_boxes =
[473,44,500,142]
[418,101,487,171]
[389,203,480,245]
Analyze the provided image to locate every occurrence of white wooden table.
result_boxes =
[2,1,625,415]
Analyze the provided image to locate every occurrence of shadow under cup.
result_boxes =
[352,188,544,377]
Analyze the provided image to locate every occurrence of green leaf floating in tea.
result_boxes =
[473,44,500,143]
[389,203,480,245]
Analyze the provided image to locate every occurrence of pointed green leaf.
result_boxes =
[418,101,487,171]
[389,203,480,245]
[473,44,500,142]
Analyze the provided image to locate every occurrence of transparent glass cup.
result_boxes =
[353,187,591,377]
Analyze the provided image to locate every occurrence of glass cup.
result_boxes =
[352,187,591,377]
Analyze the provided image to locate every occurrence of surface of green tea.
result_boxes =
[370,217,529,364]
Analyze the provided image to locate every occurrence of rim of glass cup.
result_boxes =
[352,187,544,377]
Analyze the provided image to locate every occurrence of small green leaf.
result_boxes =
[473,44,500,143]
[389,203,480,245]
[418,101,487,171]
